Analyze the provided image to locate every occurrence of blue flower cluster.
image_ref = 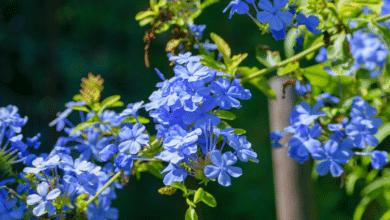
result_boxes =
[223,0,321,42]
[270,96,388,177]
[347,29,388,78]
[146,52,257,187]
[0,105,37,165]
[0,98,152,219]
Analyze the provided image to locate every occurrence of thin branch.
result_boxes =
[85,171,123,207]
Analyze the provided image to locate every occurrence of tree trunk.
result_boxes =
[268,76,317,220]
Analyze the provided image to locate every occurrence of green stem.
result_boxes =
[241,40,327,83]
[85,171,123,207]
[241,13,390,83]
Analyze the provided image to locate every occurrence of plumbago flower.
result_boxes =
[27,182,61,217]
[146,52,257,187]
[0,76,151,219]
[270,96,387,177]
[223,0,321,41]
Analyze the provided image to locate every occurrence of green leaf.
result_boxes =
[70,121,98,136]
[166,39,182,52]
[303,31,323,60]
[249,77,276,100]
[150,0,157,7]
[171,182,187,194]
[216,121,232,130]
[201,191,217,207]
[280,61,299,76]
[194,188,204,204]
[210,33,231,63]
[215,110,236,120]
[327,32,348,60]
[199,53,225,71]
[139,17,154,26]
[375,123,390,144]
[230,53,248,70]
[185,207,198,220]
[284,28,298,59]
[255,45,281,68]
[233,128,246,135]
[122,116,150,124]
[367,20,390,52]
[100,95,121,112]
[135,10,156,21]
[73,94,84,102]
[71,105,90,112]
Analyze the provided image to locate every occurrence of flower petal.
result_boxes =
[277,11,293,24]
[256,11,273,24]
[218,171,232,187]
[258,0,274,12]
[273,0,289,11]
[33,202,46,217]
[46,188,61,200]
[27,194,42,205]
[37,182,49,197]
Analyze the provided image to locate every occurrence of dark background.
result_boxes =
[0,0,382,219]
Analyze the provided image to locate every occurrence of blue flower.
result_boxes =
[316,47,327,62]
[23,155,60,174]
[183,97,220,128]
[161,163,188,185]
[294,101,326,125]
[0,198,26,220]
[256,0,293,31]
[296,13,321,34]
[65,101,86,108]
[228,136,258,163]
[88,197,118,220]
[295,80,311,97]
[99,144,119,161]
[269,26,287,40]
[49,108,73,131]
[60,155,100,175]
[370,151,388,169]
[204,151,242,186]
[188,24,206,40]
[120,101,144,119]
[174,61,212,82]
[155,125,202,164]
[118,123,149,154]
[210,78,249,109]
[223,0,254,19]
[77,128,114,161]
[26,133,41,149]
[312,140,353,177]
[99,110,123,131]
[0,105,28,133]
[26,182,61,217]
[316,92,340,104]
[114,152,134,171]
[270,130,285,149]
[287,124,322,163]
[169,52,203,65]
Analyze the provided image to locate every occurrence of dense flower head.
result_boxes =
[271,95,384,177]
[146,52,256,187]
[347,29,388,77]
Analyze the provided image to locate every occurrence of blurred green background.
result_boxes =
[0,0,383,219]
